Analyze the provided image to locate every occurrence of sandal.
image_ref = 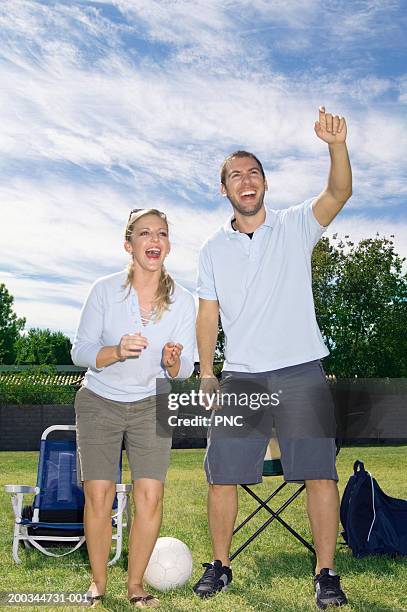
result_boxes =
[85,591,104,608]
[129,594,160,608]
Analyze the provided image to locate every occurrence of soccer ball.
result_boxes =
[144,537,193,592]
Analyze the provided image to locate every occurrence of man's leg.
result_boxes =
[306,479,348,609]
[195,432,265,599]
[305,479,339,573]
[273,360,348,607]
[194,371,270,598]
[208,483,238,566]
[192,483,235,598]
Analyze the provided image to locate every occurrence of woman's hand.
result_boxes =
[95,333,148,368]
[162,342,183,367]
[162,342,183,377]
[116,332,149,361]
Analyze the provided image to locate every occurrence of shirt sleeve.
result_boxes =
[197,242,218,300]
[71,281,105,370]
[284,198,327,251]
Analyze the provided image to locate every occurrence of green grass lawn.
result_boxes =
[1,447,407,611]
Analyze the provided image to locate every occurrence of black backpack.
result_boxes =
[340,460,407,557]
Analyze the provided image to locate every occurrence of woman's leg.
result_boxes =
[127,478,164,598]
[83,479,116,596]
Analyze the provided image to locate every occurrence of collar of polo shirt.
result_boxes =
[223,206,274,238]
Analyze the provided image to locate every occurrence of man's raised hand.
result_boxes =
[314,106,347,145]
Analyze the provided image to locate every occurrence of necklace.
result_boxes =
[139,304,156,326]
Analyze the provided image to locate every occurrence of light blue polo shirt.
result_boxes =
[197,199,329,373]
[72,271,196,401]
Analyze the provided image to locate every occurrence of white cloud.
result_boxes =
[331,0,401,39]
[0,176,224,337]
[1,56,405,201]
[1,272,88,338]
[0,1,404,192]
[0,0,405,338]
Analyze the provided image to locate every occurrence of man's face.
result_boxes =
[221,156,267,216]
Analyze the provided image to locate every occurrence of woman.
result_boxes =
[71,209,196,607]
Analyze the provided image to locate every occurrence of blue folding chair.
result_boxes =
[5,425,131,565]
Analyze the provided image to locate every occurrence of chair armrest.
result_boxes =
[4,485,40,494]
[115,484,132,494]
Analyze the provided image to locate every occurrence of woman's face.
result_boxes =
[125,213,170,273]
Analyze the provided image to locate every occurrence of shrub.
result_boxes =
[0,365,78,405]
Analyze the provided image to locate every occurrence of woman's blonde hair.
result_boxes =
[124,208,174,321]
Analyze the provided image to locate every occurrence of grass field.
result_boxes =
[1,447,407,611]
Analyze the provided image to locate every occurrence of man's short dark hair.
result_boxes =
[220,150,265,186]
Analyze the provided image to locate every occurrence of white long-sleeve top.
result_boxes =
[72,270,196,401]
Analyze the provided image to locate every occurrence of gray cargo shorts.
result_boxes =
[204,360,338,485]
[75,386,172,483]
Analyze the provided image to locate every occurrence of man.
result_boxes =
[194,107,352,609]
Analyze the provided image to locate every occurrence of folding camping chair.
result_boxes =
[230,436,315,561]
[5,425,132,565]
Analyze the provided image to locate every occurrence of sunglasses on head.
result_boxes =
[127,208,166,222]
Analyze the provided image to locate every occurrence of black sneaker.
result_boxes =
[314,568,348,609]
[193,560,232,599]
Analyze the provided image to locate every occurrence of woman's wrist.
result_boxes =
[165,357,181,378]
[114,344,123,362]
[96,345,123,369]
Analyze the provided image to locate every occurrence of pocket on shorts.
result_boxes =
[75,387,105,444]
[74,387,98,416]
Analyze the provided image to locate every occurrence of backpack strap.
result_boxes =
[366,471,376,542]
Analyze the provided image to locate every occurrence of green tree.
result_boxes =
[15,328,73,365]
[312,235,407,377]
[215,317,225,360]
[0,283,26,364]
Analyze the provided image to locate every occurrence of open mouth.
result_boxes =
[145,248,161,260]
[240,190,257,201]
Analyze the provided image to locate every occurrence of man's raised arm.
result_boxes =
[312,106,352,227]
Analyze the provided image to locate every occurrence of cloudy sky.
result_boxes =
[0,0,406,339]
